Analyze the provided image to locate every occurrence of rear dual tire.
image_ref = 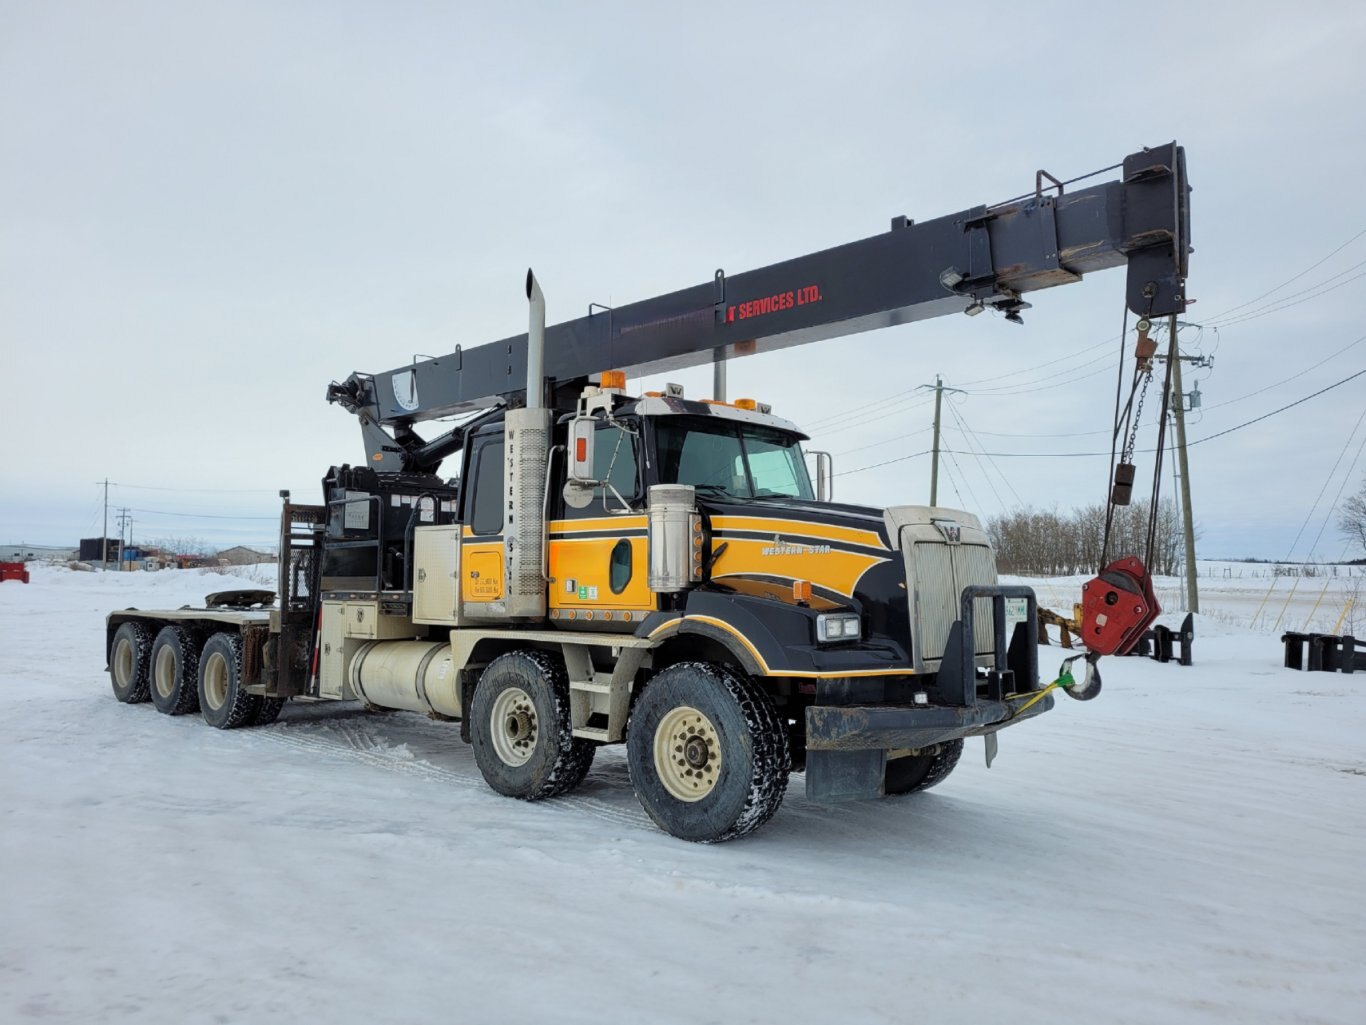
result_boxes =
[150,626,200,716]
[109,622,155,704]
[197,633,288,729]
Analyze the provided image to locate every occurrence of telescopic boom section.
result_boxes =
[328,142,1189,428]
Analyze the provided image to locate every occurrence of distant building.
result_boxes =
[3,543,79,562]
[216,546,277,565]
[79,537,121,562]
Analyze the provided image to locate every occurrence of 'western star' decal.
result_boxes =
[761,535,831,556]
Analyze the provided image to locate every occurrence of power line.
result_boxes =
[127,507,279,521]
[830,424,934,458]
[946,402,1024,509]
[1282,404,1366,562]
[1201,334,1365,413]
[942,444,983,511]
[1206,269,1366,330]
[1202,227,1366,322]
[833,371,1362,474]
[834,449,932,478]
[963,347,1116,396]
[1186,369,1366,447]
[111,482,280,494]
[810,394,937,437]
[1205,257,1366,326]
[954,335,1114,388]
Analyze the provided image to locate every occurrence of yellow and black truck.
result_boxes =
[106,143,1190,841]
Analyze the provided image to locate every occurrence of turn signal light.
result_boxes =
[792,580,813,603]
[600,370,626,390]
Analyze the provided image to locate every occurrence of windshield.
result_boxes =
[653,417,814,500]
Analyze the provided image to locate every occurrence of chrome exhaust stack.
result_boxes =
[526,268,545,409]
[501,269,552,620]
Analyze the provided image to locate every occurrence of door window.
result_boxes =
[469,439,505,535]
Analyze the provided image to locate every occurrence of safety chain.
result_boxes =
[1122,368,1152,464]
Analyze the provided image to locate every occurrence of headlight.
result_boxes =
[816,613,861,643]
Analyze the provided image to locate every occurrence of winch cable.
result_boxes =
[1100,306,1131,567]
[1099,309,1178,573]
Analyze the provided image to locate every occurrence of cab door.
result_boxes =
[461,431,506,609]
[547,419,654,627]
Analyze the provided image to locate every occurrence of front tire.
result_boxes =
[149,626,201,716]
[470,651,595,800]
[884,739,963,795]
[109,621,154,704]
[197,633,261,730]
[627,662,789,843]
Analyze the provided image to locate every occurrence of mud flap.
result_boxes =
[805,749,886,803]
[984,732,998,768]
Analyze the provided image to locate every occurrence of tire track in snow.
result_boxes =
[259,714,652,832]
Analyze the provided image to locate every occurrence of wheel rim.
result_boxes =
[114,639,133,687]
[154,645,176,698]
[203,651,229,711]
[653,705,722,803]
[489,686,538,767]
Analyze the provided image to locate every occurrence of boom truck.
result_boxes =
[106,142,1190,842]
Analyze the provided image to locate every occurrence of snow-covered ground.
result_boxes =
[2,564,1363,1024]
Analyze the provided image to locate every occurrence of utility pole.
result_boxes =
[1158,321,1212,613]
[1170,352,1199,612]
[116,508,131,572]
[918,376,964,506]
[101,479,109,571]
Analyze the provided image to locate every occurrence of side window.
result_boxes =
[609,538,633,594]
[594,424,639,504]
[469,439,505,535]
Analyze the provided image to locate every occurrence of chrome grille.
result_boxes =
[956,544,1000,656]
[911,543,956,664]
[910,542,999,668]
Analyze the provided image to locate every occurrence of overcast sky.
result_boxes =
[2,1,1364,560]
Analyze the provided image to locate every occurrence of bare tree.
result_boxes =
[1340,478,1366,555]
[987,499,1186,577]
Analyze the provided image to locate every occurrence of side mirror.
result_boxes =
[568,418,596,482]
[810,450,834,502]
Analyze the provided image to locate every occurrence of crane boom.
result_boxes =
[328,141,1188,433]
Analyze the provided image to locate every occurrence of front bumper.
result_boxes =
[806,690,1053,752]
[803,690,1054,802]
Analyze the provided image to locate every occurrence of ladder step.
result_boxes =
[570,681,613,694]
[573,726,611,741]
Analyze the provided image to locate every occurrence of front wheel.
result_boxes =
[627,662,789,843]
[469,651,595,800]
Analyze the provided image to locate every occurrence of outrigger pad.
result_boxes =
[1080,557,1160,656]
